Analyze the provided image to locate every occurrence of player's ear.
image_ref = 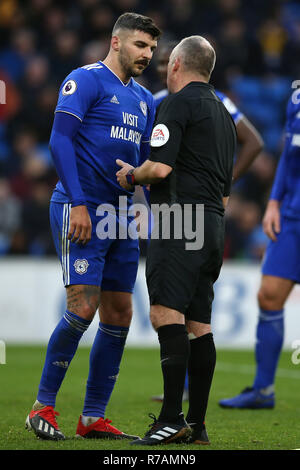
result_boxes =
[111,35,120,52]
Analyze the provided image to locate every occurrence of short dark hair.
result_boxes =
[112,12,161,39]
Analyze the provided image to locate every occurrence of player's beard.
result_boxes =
[119,47,147,79]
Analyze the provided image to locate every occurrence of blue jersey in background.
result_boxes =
[270,89,300,220]
[262,89,300,282]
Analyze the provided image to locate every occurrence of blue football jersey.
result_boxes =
[270,89,300,219]
[51,61,156,207]
[153,88,243,124]
[214,90,243,125]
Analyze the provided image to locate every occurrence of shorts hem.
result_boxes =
[262,269,300,284]
[149,298,186,315]
[64,280,101,287]
[101,286,134,293]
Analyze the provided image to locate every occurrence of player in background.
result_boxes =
[219,88,300,409]
[150,41,263,403]
[25,12,160,441]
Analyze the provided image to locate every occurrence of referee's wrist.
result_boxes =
[126,168,138,186]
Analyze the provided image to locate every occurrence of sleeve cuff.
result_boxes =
[71,199,87,207]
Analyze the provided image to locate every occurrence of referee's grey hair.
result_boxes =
[172,36,216,79]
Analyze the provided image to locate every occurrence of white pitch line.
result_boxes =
[216,362,300,380]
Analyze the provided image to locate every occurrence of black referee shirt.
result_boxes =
[149,81,237,215]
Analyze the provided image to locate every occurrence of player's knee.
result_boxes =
[66,285,100,321]
[68,302,97,322]
[100,305,133,327]
[115,305,132,326]
[257,286,282,311]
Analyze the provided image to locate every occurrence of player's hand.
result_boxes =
[68,205,92,245]
[262,200,281,241]
[116,159,135,190]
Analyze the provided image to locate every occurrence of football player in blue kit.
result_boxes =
[219,87,300,409]
[149,41,263,406]
[25,12,161,441]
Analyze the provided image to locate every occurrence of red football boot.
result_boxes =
[25,404,65,440]
[76,415,140,440]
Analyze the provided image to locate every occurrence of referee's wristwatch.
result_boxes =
[126,168,138,186]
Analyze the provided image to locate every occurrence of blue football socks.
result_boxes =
[82,322,129,417]
[37,310,91,407]
[253,308,284,390]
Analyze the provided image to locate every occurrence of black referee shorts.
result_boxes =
[146,211,224,324]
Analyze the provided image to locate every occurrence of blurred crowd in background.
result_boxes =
[0,0,299,259]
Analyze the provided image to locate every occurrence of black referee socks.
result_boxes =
[186,332,216,427]
[157,324,190,424]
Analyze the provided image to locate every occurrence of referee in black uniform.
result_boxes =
[116,35,236,446]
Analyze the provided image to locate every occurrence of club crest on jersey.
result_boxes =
[62,80,77,96]
[150,123,170,147]
[140,101,147,116]
[74,259,89,274]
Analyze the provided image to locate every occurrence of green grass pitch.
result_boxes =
[0,345,299,450]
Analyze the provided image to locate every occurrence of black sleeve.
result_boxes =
[223,178,232,197]
[149,94,190,168]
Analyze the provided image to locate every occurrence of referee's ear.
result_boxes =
[172,57,181,73]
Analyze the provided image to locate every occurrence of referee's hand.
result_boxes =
[116,159,135,190]
[262,200,281,242]
[68,205,92,245]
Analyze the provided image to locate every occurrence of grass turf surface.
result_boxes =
[0,345,299,451]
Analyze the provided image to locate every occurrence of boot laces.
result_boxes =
[41,407,60,429]
[145,413,160,437]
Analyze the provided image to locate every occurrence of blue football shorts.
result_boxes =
[262,215,300,283]
[50,202,139,292]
